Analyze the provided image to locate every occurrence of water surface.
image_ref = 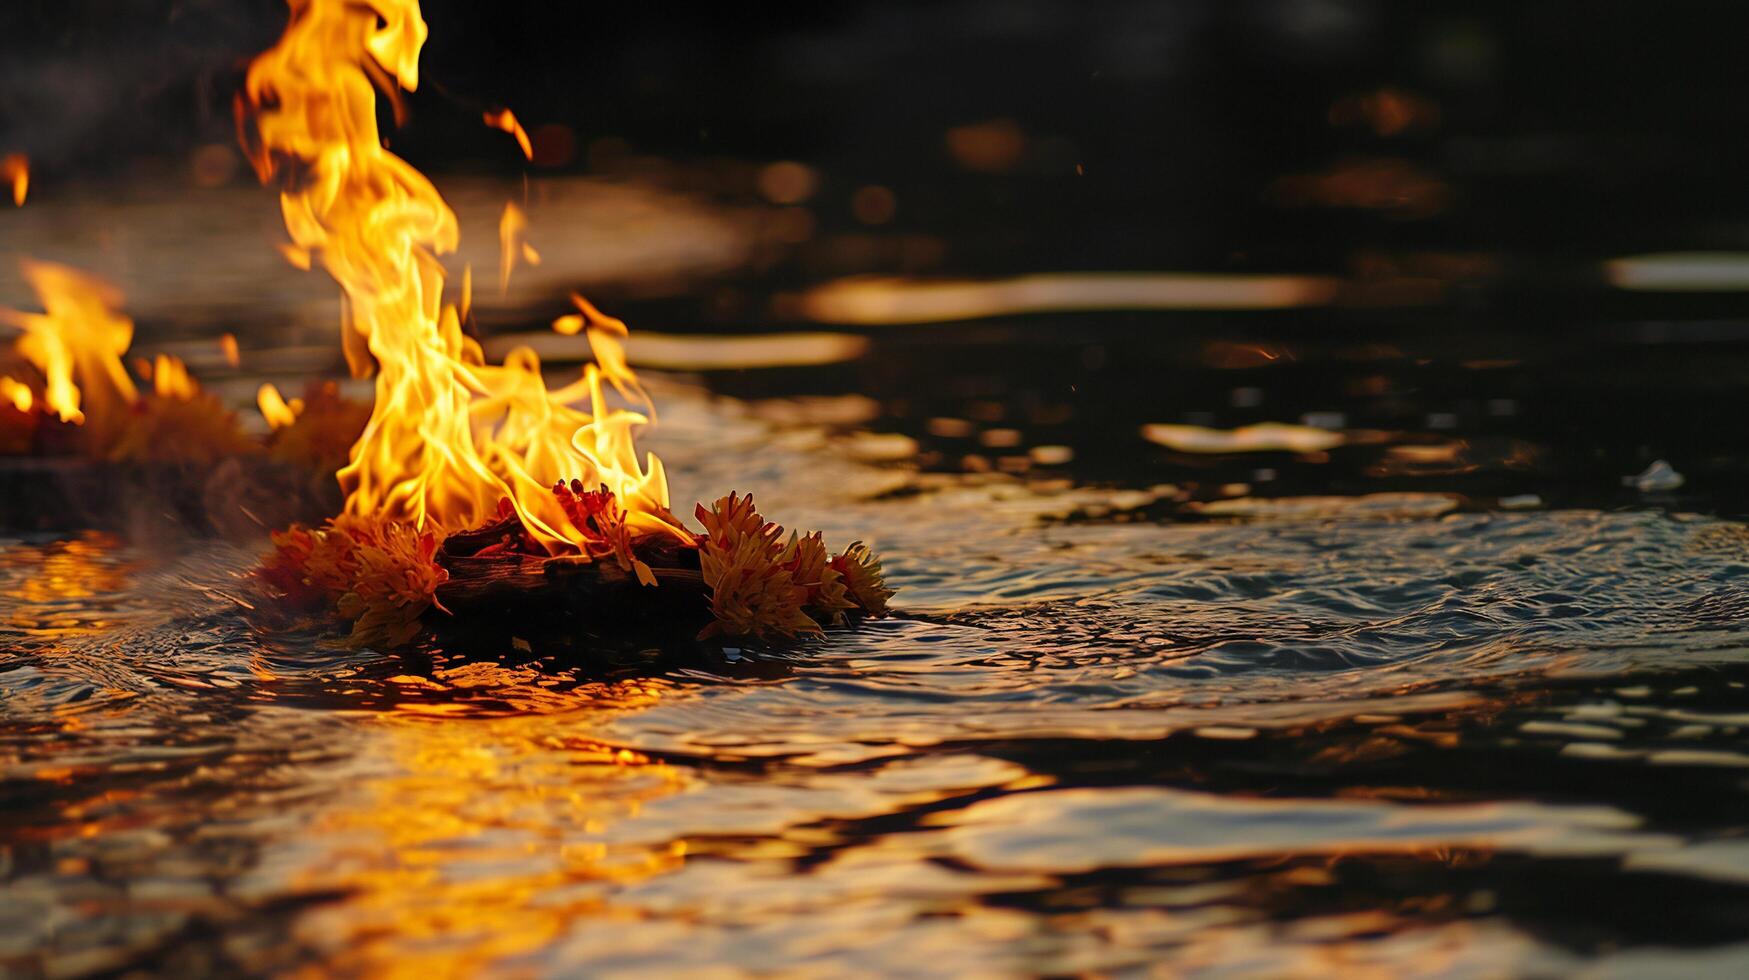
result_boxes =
[7,362,1749,977]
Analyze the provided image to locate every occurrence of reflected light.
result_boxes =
[1142,422,1346,454]
[758,161,818,205]
[851,185,897,225]
[1267,159,1448,219]
[798,273,1338,325]
[289,675,691,978]
[1605,252,1749,291]
[1,532,136,636]
[945,118,1027,173]
[486,330,869,370]
[1328,88,1441,136]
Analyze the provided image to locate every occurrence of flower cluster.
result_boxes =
[553,479,656,586]
[255,488,891,650]
[694,492,890,642]
[106,389,256,465]
[257,513,448,648]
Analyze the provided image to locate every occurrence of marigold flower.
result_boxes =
[696,492,819,641]
[256,513,448,647]
[830,542,894,617]
[783,531,855,623]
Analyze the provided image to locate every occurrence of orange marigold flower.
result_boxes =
[257,523,326,608]
[256,513,447,647]
[830,542,894,617]
[695,491,778,550]
[699,531,820,641]
[696,492,819,641]
[336,522,448,648]
[783,531,855,623]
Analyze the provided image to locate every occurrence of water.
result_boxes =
[8,328,1749,977]
[9,0,1749,969]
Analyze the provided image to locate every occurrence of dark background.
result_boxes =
[4,0,1749,277]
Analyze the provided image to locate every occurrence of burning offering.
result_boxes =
[240,0,890,647]
[0,261,252,465]
[0,260,358,532]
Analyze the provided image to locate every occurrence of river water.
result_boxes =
[8,303,1749,976]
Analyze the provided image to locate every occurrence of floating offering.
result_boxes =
[240,0,890,647]
[0,261,365,532]
[259,490,891,648]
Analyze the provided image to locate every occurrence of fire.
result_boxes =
[484,108,533,161]
[149,354,198,400]
[0,377,31,412]
[0,261,139,436]
[240,0,684,554]
[1,154,26,206]
[258,382,301,429]
[498,201,540,294]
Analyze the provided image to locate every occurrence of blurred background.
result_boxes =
[8,0,1749,269]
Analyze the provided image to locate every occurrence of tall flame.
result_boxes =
[241,0,681,553]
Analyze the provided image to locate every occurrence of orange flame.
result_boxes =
[0,261,139,435]
[241,0,683,553]
[258,381,301,429]
[498,201,540,294]
[220,332,241,368]
[0,376,32,412]
[484,108,533,161]
[1,155,27,206]
[149,354,197,400]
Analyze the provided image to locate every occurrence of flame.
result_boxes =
[0,376,32,412]
[149,353,198,400]
[220,332,241,368]
[0,260,139,433]
[258,381,302,429]
[498,201,540,294]
[1,154,27,206]
[484,108,533,160]
[241,0,683,553]
[553,292,651,417]
[276,242,314,270]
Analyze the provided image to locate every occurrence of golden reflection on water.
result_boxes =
[286,673,693,979]
[0,531,136,636]
[793,272,1340,325]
